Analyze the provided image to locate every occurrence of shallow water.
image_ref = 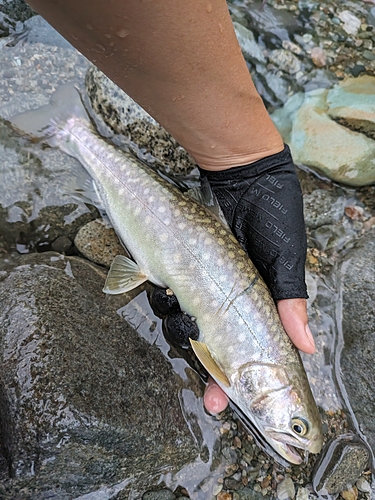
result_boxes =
[0,5,374,500]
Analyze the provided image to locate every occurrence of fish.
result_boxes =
[10,84,323,465]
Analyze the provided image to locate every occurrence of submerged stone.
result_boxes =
[74,219,128,267]
[312,433,370,495]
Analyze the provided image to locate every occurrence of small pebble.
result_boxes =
[142,489,176,500]
[51,235,72,253]
[233,436,242,448]
[213,483,223,496]
[355,477,371,493]
[296,487,309,500]
[277,475,295,500]
[310,46,327,67]
[340,485,358,500]
[217,492,233,500]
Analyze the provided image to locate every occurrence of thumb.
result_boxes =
[277,298,316,354]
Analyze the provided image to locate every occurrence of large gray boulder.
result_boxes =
[339,229,375,453]
[0,252,200,499]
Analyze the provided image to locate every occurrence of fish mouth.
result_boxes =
[265,435,306,465]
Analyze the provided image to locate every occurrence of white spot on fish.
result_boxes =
[144,188,150,195]
[228,345,235,354]
[178,222,186,230]
[174,254,181,263]
[188,238,197,245]
[238,332,246,342]
[159,233,169,242]
[158,206,166,213]
[192,297,200,306]
[118,188,125,196]
[145,216,151,224]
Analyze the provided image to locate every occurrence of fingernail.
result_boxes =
[305,324,315,348]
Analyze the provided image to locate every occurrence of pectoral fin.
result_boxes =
[189,339,230,387]
[103,255,148,294]
[186,178,230,229]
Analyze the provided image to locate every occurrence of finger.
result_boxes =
[277,298,316,354]
[203,377,229,414]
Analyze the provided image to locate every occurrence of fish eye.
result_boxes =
[291,417,308,436]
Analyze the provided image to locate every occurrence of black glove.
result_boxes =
[200,145,308,302]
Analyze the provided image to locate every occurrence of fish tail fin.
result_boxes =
[10,84,91,146]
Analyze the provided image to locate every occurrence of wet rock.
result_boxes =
[0,252,199,498]
[312,433,371,495]
[272,87,375,186]
[341,486,359,500]
[163,312,200,348]
[51,235,72,254]
[340,230,375,454]
[217,492,233,500]
[236,488,265,500]
[276,475,295,500]
[295,487,309,500]
[303,189,346,230]
[310,47,327,68]
[268,49,302,75]
[74,219,128,267]
[338,11,361,36]
[326,75,375,140]
[233,22,267,64]
[142,489,176,500]
[0,0,35,24]
[355,477,371,493]
[149,287,181,317]
[85,66,196,176]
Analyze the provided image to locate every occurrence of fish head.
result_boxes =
[234,362,323,464]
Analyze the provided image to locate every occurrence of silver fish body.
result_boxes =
[11,85,323,464]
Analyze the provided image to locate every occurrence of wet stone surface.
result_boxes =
[74,219,129,267]
[313,434,371,495]
[339,229,375,455]
[0,252,201,498]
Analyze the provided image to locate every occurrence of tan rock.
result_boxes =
[311,46,327,67]
[74,219,128,267]
[327,75,375,139]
